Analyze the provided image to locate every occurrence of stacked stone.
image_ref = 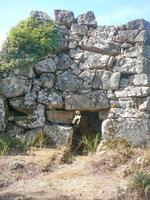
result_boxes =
[0,10,150,146]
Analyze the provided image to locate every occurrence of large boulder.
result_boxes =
[65,91,109,111]
[80,27,121,56]
[37,89,63,109]
[34,58,57,74]
[0,76,31,98]
[71,23,88,36]
[102,118,150,146]
[54,10,75,28]
[25,124,73,146]
[14,104,45,129]
[57,71,83,92]
[46,110,74,125]
[77,11,97,27]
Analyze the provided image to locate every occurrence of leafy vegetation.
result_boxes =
[0,15,61,70]
[0,132,52,155]
[0,134,25,155]
[76,133,101,155]
[104,137,133,158]
[131,171,150,198]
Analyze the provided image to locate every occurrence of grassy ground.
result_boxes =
[0,140,149,200]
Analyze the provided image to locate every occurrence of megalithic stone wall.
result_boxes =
[1,10,150,146]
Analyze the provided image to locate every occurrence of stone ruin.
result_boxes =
[1,10,150,147]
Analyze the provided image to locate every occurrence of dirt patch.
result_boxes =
[0,146,149,200]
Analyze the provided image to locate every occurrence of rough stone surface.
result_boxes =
[54,10,75,28]
[46,110,74,125]
[77,11,97,27]
[0,76,31,98]
[34,58,57,74]
[1,10,150,146]
[14,104,45,129]
[37,89,63,109]
[0,95,7,132]
[65,92,109,111]
[102,118,150,145]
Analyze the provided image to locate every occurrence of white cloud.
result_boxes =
[96,6,144,25]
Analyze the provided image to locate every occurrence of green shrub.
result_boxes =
[0,134,25,155]
[76,133,101,155]
[131,172,150,195]
[0,14,61,70]
[104,137,133,158]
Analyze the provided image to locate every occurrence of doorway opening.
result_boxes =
[72,111,102,155]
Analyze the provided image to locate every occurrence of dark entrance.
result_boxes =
[72,111,102,154]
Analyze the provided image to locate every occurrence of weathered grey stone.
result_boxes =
[80,39,121,56]
[79,69,95,83]
[65,91,109,111]
[115,86,150,98]
[57,53,73,70]
[34,58,57,74]
[125,19,150,31]
[24,124,73,146]
[77,11,97,27]
[124,45,143,58]
[57,71,82,92]
[0,76,31,98]
[30,11,52,22]
[6,123,24,137]
[71,23,88,36]
[110,98,136,109]
[99,110,109,120]
[9,161,24,171]
[102,118,150,145]
[80,52,110,70]
[80,27,120,56]
[37,89,63,109]
[46,110,74,125]
[69,49,84,62]
[45,125,73,146]
[138,96,150,111]
[69,34,81,49]
[102,71,112,90]
[0,95,7,132]
[57,26,69,52]
[107,56,116,69]
[108,107,149,119]
[54,10,75,28]
[132,74,149,86]
[40,73,54,89]
[116,30,139,44]
[109,72,121,90]
[9,95,36,114]
[92,70,103,89]
[14,104,45,129]
[11,65,35,79]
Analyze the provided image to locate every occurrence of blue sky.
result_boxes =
[0,0,150,47]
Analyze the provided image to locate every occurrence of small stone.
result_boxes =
[9,161,24,171]
[40,73,54,89]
